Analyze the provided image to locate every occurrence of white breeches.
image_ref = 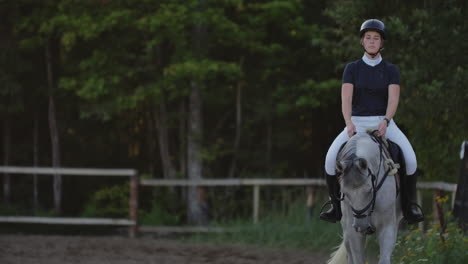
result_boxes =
[325,116,417,176]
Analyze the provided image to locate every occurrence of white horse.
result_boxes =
[328,131,402,264]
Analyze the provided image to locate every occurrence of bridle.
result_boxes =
[342,131,393,219]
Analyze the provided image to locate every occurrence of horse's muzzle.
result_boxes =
[353,217,376,234]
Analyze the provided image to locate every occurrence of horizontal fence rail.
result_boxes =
[141,178,326,186]
[139,226,227,234]
[141,178,456,190]
[0,216,135,226]
[417,181,457,192]
[0,166,136,176]
[0,166,139,237]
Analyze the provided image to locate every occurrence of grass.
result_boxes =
[185,201,468,264]
[187,203,342,252]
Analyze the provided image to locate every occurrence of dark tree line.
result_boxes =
[1,0,466,224]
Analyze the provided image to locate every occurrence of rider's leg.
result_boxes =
[321,129,349,223]
[386,119,424,224]
[320,172,342,222]
[402,170,424,224]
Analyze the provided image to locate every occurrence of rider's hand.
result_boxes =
[377,120,387,137]
[346,122,356,137]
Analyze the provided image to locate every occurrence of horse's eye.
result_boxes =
[358,158,367,171]
[336,161,344,174]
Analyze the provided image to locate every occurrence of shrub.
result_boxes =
[393,222,468,264]
[81,184,129,218]
[140,201,183,225]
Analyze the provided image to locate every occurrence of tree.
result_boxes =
[0,1,25,205]
[16,0,68,213]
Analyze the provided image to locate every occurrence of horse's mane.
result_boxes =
[337,135,360,163]
[337,131,378,163]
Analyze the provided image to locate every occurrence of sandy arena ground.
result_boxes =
[0,235,329,264]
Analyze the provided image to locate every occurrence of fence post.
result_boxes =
[417,190,423,230]
[129,172,139,238]
[433,189,446,232]
[253,185,260,223]
[306,186,315,221]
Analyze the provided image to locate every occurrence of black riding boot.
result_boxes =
[401,171,424,224]
[320,173,342,223]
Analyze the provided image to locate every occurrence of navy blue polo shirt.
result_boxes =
[342,59,400,116]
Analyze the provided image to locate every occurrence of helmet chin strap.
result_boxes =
[365,47,383,59]
[367,51,379,58]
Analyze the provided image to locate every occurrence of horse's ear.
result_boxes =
[357,158,368,171]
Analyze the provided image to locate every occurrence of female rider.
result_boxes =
[319,19,424,224]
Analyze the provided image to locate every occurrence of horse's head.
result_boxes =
[337,133,382,234]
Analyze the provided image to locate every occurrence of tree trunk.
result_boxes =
[154,96,176,180]
[179,100,188,204]
[186,0,208,225]
[3,118,11,204]
[33,113,39,212]
[179,101,187,177]
[187,81,207,225]
[265,102,273,176]
[228,80,243,178]
[46,39,62,214]
[146,109,155,176]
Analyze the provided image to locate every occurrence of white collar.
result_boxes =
[362,54,382,67]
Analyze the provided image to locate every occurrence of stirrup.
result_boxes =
[319,200,333,214]
[405,203,424,224]
[319,200,340,223]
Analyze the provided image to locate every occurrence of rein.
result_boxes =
[346,131,393,219]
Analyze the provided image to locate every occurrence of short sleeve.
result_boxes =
[342,62,355,84]
[388,64,400,85]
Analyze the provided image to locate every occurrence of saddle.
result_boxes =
[387,140,406,176]
[386,140,405,195]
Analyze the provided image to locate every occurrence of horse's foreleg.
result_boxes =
[377,225,398,264]
[344,232,366,264]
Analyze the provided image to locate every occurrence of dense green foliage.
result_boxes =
[0,0,467,220]
[81,183,129,218]
[394,223,468,264]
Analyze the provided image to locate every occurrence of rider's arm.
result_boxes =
[341,83,354,125]
[385,84,400,121]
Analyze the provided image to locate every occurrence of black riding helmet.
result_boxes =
[360,19,386,40]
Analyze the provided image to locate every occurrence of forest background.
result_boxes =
[0,0,467,225]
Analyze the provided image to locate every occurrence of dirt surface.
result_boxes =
[0,235,329,264]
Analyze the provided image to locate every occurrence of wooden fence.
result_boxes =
[141,178,458,229]
[0,166,139,238]
[0,166,458,236]
[141,178,325,225]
